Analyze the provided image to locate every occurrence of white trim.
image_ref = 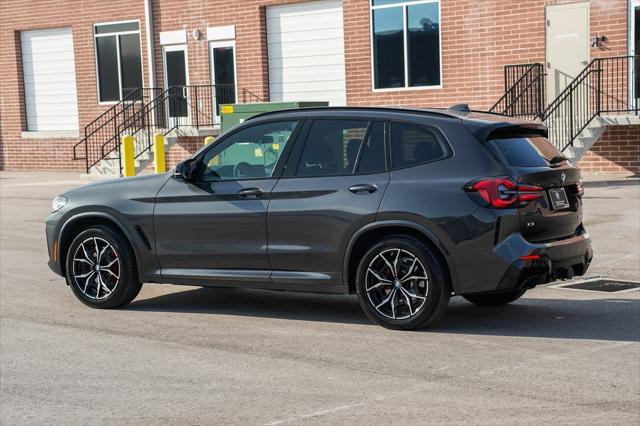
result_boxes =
[209,40,238,124]
[206,25,235,41]
[371,0,438,9]
[144,0,156,89]
[160,30,187,46]
[21,131,79,139]
[92,19,143,103]
[369,0,443,92]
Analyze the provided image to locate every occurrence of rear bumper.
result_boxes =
[489,228,592,293]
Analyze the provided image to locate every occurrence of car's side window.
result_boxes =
[356,121,386,175]
[390,122,449,169]
[197,120,298,181]
[295,119,370,177]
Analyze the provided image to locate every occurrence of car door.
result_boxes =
[154,119,300,283]
[267,118,390,289]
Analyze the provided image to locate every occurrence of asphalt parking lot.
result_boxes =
[1,171,639,425]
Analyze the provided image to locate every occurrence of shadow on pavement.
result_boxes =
[127,287,640,342]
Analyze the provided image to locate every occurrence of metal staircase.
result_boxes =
[73,84,236,176]
[493,56,639,162]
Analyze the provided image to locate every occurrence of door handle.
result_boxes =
[237,187,263,198]
[349,183,378,194]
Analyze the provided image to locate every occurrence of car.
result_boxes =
[45,106,593,330]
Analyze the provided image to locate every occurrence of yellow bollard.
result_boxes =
[204,136,215,146]
[153,133,166,174]
[121,135,135,177]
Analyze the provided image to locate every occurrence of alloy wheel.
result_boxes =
[71,237,120,300]
[365,248,429,320]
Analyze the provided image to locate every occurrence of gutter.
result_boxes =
[144,0,155,89]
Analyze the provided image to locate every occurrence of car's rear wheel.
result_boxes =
[65,226,141,309]
[355,236,450,330]
[463,289,527,306]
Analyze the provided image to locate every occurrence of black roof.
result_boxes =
[246,105,548,140]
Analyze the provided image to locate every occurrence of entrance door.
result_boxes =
[545,3,589,101]
[209,41,237,123]
[163,44,189,127]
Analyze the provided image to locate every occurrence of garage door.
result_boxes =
[267,0,346,106]
[21,28,79,132]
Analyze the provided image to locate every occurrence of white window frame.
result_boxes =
[93,19,144,105]
[369,0,442,93]
[629,0,640,107]
[209,40,238,124]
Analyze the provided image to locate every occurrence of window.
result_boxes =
[198,121,299,181]
[390,122,448,168]
[296,120,387,177]
[485,136,563,168]
[94,21,143,102]
[371,0,441,89]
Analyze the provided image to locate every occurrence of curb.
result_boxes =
[583,178,640,188]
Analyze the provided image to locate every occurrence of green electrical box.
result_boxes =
[219,101,329,133]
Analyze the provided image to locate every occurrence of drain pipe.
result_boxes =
[144,0,156,89]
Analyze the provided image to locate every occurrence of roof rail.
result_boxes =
[245,106,461,121]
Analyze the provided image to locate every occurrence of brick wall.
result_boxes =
[0,0,636,173]
[578,125,640,175]
[0,0,150,171]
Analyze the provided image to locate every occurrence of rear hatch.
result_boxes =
[484,134,584,243]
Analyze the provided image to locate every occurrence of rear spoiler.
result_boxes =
[464,120,548,142]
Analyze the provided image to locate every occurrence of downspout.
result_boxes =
[144,0,156,89]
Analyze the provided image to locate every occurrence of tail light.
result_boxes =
[576,177,584,197]
[464,177,543,209]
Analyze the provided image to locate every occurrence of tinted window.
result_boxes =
[372,7,405,89]
[296,120,369,177]
[371,1,441,89]
[95,36,120,102]
[407,2,440,86]
[485,136,563,167]
[199,121,298,181]
[119,33,143,97]
[390,123,447,169]
[357,121,386,174]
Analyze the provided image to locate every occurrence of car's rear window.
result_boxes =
[485,136,562,167]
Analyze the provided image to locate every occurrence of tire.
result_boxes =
[65,225,142,309]
[463,289,527,306]
[355,236,450,330]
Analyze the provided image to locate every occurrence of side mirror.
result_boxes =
[174,159,198,182]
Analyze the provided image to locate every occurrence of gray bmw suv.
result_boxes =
[46,106,592,330]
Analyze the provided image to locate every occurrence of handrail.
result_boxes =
[490,63,545,119]
[540,55,638,152]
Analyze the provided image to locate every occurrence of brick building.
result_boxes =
[0,0,638,175]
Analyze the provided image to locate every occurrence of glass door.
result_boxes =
[210,41,237,124]
[163,44,189,127]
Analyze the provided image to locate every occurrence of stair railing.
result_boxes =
[490,63,546,119]
[72,88,162,172]
[540,55,638,152]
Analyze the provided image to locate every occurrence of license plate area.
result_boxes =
[548,187,570,210]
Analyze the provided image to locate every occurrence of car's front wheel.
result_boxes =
[355,236,450,330]
[65,226,141,309]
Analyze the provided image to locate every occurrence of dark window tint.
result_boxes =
[296,120,368,177]
[95,36,120,102]
[199,120,298,181]
[119,33,142,97]
[390,123,447,168]
[485,136,563,167]
[372,7,405,89]
[356,121,386,174]
[94,22,139,34]
[407,2,440,86]
[213,46,236,115]
[165,50,188,118]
